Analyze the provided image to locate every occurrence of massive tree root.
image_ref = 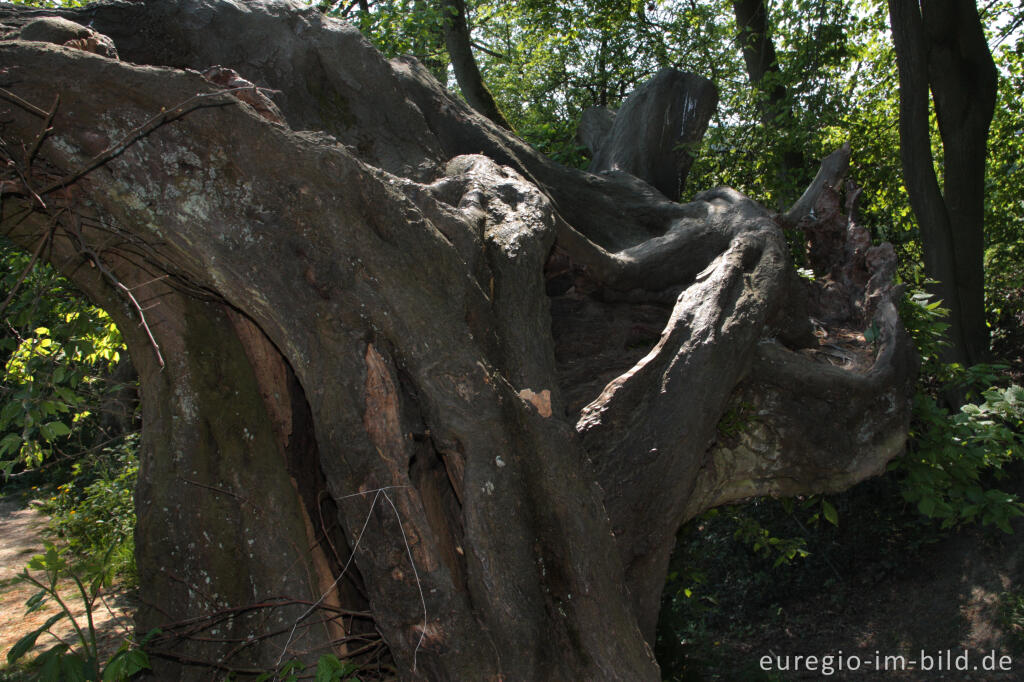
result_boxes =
[1,2,915,679]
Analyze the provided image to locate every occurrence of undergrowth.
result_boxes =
[656,286,1024,680]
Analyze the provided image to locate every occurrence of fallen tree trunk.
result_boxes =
[0,1,916,679]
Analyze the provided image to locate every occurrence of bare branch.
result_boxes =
[0,87,49,118]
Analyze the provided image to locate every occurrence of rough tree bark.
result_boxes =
[1,1,916,679]
[579,68,718,200]
[888,0,998,366]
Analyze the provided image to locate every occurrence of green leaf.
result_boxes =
[0,433,22,457]
[55,386,80,405]
[35,643,71,681]
[39,420,71,441]
[279,659,305,681]
[56,651,92,682]
[102,646,150,681]
[821,499,839,527]
[0,401,22,429]
[6,612,66,664]
[25,587,50,612]
[315,654,359,681]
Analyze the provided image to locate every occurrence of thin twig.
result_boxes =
[470,40,509,61]
[10,162,47,208]
[0,87,49,117]
[57,217,166,370]
[114,281,164,369]
[180,478,244,499]
[275,487,384,668]
[151,597,321,633]
[25,94,59,168]
[381,488,427,671]
[126,273,170,291]
[94,589,134,641]
[275,485,424,673]
[146,650,269,676]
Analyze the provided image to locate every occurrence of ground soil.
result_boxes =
[0,495,135,676]
[706,524,1024,680]
[676,467,1024,682]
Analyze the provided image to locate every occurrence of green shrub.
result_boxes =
[43,435,139,580]
[894,286,1024,532]
[3,238,138,579]
[1,239,129,477]
[999,586,1024,653]
[895,384,1024,532]
[8,543,154,681]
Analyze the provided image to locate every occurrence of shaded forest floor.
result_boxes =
[663,470,1024,681]
[6,479,1018,681]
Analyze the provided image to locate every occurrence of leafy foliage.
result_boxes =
[999,586,1024,654]
[254,655,363,682]
[896,383,1024,532]
[1,238,130,478]
[42,435,139,579]
[7,0,85,7]
[893,286,1024,532]
[7,543,154,681]
[984,10,1024,341]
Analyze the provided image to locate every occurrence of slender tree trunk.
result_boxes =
[888,0,997,366]
[732,0,805,188]
[439,0,511,129]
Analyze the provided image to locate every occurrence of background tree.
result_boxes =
[732,0,806,194]
[888,0,998,366]
[438,0,511,128]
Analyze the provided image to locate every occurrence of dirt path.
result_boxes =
[0,496,135,671]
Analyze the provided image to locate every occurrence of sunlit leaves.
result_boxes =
[1,237,128,472]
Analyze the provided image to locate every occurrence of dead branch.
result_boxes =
[25,94,59,167]
[0,87,49,118]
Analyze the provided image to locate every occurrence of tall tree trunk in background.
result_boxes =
[439,0,511,129]
[732,0,805,192]
[889,0,997,366]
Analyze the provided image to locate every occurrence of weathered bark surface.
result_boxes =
[576,105,615,159]
[1,1,916,679]
[581,68,718,200]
